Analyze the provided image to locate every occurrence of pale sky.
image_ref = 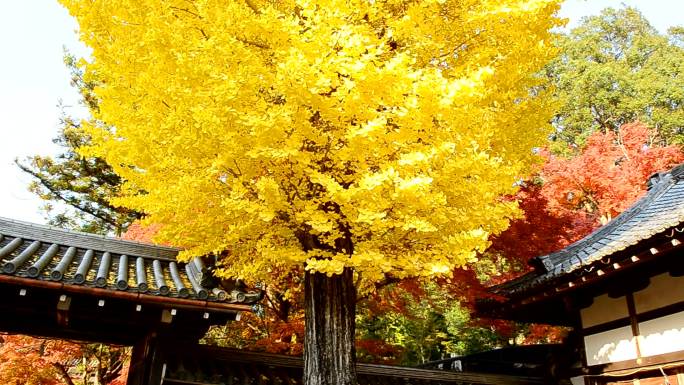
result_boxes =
[0,0,682,225]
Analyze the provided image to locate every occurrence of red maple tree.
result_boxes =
[0,334,82,385]
[0,334,129,385]
[478,122,684,344]
[541,122,684,221]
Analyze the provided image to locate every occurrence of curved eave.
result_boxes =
[0,217,262,311]
[492,163,684,299]
[0,274,253,313]
[480,224,684,324]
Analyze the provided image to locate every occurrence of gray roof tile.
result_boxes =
[0,217,261,305]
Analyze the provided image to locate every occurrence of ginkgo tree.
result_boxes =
[60,0,562,384]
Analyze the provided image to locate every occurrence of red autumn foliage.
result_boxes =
[522,324,568,345]
[0,334,82,385]
[439,268,492,310]
[120,222,163,244]
[487,184,595,285]
[252,315,305,356]
[364,278,426,315]
[479,122,683,344]
[356,338,405,364]
[0,335,129,385]
[541,122,684,221]
[109,362,129,385]
[491,122,683,282]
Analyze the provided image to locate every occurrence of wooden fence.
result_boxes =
[162,345,546,385]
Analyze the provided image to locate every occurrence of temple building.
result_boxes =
[484,164,684,385]
[0,217,261,384]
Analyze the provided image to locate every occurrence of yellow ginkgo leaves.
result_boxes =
[60,0,562,284]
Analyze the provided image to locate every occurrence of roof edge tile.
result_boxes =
[0,216,179,260]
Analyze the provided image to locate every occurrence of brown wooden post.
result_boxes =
[127,331,166,385]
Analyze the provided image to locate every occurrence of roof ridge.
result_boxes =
[0,216,180,260]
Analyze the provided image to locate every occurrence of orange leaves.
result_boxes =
[488,122,683,283]
[522,324,566,344]
[0,334,83,385]
[365,278,426,315]
[542,122,684,221]
[120,221,165,244]
[487,184,594,282]
[356,339,405,364]
[252,318,305,356]
[0,335,129,385]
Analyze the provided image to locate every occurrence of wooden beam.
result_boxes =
[582,351,684,374]
[163,345,547,385]
[625,292,642,360]
[56,294,71,327]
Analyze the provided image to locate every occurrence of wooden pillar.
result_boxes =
[126,331,166,385]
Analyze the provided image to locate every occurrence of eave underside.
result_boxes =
[482,230,684,325]
[0,281,238,345]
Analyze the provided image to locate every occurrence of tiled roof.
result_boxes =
[494,163,684,297]
[0,217,261,307]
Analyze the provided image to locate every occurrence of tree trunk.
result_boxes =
[304,267,357,385]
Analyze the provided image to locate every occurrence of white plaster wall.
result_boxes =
[633,273,684,313]
[580,293,628,328]
[584,326,637,366]
[638,310,684,357]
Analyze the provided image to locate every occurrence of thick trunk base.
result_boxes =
[304,267,357,385]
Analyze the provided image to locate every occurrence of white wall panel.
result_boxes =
[638,311,684,357]
[584,326,637,366]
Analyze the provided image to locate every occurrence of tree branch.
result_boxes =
[53,363,76,385]
[244,0,261,14]
[16,160,122,227]
[236,36,270,50]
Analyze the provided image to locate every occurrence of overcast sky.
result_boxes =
[1,0,682,225]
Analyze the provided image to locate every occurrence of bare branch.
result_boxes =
[236,36,270,50]
[244,0,261,14]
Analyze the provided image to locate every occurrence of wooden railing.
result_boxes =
[162,346,546,385]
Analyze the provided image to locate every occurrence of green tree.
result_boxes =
[16,54,141,235]
[356,281,508,366]
[549,7,684,148]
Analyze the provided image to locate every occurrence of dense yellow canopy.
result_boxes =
[62,0,562,284]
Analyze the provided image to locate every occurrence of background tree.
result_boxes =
[549,7,684,148]
[0,334,128,385]
[60,1,563,384]
[486,123,684,287]
[16,54,141,235]
[357,279,512,365]
[541,122,684,223]
[7,54,135,385]
[472,122,684,357]
[0,334,81,385]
